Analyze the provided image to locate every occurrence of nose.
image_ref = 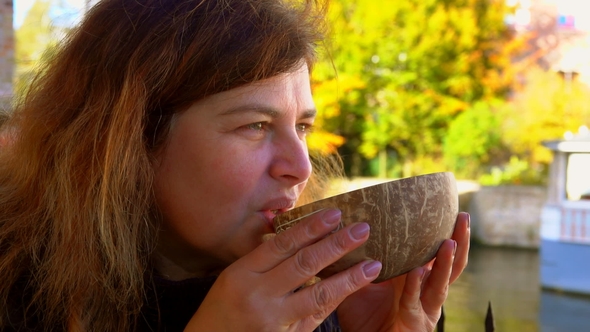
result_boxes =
[269,132,312,185]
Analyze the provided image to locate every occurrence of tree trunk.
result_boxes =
[0,0,13,109]
[378,149,387,178]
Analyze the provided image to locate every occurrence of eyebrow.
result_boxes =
[220,103,317,120]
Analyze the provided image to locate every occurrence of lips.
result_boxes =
[261,210,278,222]
[260,208,290,224]
[260,198,296,230]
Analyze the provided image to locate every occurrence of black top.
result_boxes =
[4,274,340,331]
[138,275,218,331]
[138,275,342,332]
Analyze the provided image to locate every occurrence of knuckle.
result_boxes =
[270,232,296,255]
[302,221,318,238]
[311,283,333,309]
[432,284,449,300]
[345,268,365,291]
[399,295,422,313]
[330,232,350,254]
[294,250,317,276]
[312,308,333,322]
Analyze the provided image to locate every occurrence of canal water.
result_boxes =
[443,245,590,331]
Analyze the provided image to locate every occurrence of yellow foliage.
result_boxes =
[311,74,366,118]
[502,66,590,164]
[307,130,345,155]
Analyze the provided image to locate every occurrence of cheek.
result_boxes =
[209,147,266,194]
[154,119,271,220]
[172,137,266,206]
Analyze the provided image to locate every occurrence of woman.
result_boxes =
[0,0,470,331]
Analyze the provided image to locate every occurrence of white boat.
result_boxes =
[540,126,590,295]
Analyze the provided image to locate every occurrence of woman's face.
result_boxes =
[153,65,315,278]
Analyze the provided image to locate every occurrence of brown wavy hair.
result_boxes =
[0,0,326,330]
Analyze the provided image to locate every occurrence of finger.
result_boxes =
[268,222,372,293]
[449,212,470,283]
[423,259,435,271]
[420,239,455,314]
[397,267,427,322]
[283,259,382,322]
[241,208,342,272]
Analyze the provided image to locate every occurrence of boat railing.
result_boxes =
[559,205,590,244]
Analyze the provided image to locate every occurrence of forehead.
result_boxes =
[189,65,314,113]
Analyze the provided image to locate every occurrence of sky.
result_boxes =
[14,0,86,29]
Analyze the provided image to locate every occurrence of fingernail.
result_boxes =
[322,209,341,225]
[466,213,471,229]
[453,240,457,256]
[362,260,382,279]
[350,223,370,240]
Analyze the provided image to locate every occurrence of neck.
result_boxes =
[152,250,224,281]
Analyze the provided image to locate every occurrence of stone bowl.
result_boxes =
[273,172,458,283]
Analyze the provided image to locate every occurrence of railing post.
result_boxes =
[485,301,495,332]
[436,306,445,332]
[435,302,494,331]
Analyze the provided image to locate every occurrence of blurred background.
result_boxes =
[4,0,590,330]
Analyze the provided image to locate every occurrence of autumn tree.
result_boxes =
[14,0,81,97]
[14,0,54,94]
[502,67,590,164]
[311,0,519,178]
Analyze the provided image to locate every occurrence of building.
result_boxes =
[540,126,590,295]
[506,0,590,85]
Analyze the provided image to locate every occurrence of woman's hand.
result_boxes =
[184,209,380,331]
[336,212,471,332]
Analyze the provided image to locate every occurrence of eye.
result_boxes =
[296,123,314,135]
[245,122,265,131]
[236,121,269,140]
